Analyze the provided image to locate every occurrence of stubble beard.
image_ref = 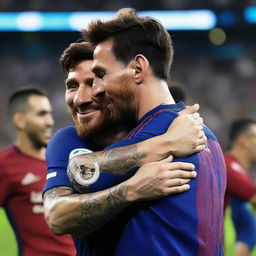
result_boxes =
[27,130,48,149]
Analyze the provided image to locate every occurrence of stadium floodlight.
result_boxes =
[244,6,256,24]
[0,10,216,31]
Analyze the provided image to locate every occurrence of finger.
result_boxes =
[167,178,191,187]
[160,155,173,163]
[197,136,207,146]
[193,144,210,153]
[198,130,206,138]
[166,162,195,171]
[168,170,197,179]
[166,184,191,194]
[191,113,200,120]
[179,103,199,115]
[194,117,203,125]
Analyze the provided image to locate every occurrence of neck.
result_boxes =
[15,134,46,160]
[137,78,175,119]
[90,130,128,149]
[229,147,252,170]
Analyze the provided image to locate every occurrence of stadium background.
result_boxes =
[0,0,255,255]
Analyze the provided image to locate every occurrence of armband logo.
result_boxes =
[46,172,57,179]
[68,148,100,187]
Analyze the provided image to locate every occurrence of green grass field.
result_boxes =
[224,207,256,256]
[0,208,17,256]
[0,207,255,255]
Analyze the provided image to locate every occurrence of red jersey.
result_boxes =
[0,146,76,256]
[224,152,256,210]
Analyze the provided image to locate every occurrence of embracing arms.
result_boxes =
[43,104,204,236]
[68,104,206,180]
[44,157,196,237]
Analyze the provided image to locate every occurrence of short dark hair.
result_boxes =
[83,8,173,80]
[60,41,94,74]
[8,87,47,117]
[229,118,256,143]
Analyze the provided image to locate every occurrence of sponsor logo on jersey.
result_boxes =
[231,162,245,174]
[30,191,44,214]
[21,172,41,185]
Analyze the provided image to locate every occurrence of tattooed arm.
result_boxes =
[68,104,207,178]
[44,157,196,237]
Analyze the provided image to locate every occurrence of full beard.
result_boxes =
[71,74,138,148]
[73,100,137,148]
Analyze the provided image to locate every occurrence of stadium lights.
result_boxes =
[244,6,256,23]
[0,10,216,31]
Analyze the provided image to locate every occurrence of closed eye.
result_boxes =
[65,80,78,90]
[92,67,105,79]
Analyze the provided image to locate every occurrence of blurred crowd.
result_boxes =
[0,0,250,11]
[0,31,256,151]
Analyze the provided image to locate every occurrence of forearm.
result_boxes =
[43,184,131,237]
[44,158,196,236]
[69,135,170,176]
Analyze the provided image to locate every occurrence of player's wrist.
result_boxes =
[123,180,139,202]
[138,135,171,164]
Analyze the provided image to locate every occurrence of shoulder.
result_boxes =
[0,146,16,163]
[203,125,218,141]
[46,125,90,163]
[51,125,79,140]
[48,125,86,148]
[129,107,179,139]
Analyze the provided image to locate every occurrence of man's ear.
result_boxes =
[13,113,26,130]
[133,54,149,84]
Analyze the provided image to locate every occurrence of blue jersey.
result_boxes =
[230,198,256,250]
[44,102,226,256]
[44,125,94,191]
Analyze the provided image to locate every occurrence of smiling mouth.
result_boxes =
[77,108,99,117]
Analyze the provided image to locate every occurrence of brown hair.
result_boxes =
[60,41,94,74]
[83,8,173,80]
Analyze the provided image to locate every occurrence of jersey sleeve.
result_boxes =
[226,163,256,201]
[43,126,92,194]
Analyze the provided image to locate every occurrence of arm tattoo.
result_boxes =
[75,145,146,175]
[43,186,74,200]
[73,184,129,236]
[43,185,130,236]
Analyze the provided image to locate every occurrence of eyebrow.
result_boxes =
[65,78,77,86]
[65,78,94,86]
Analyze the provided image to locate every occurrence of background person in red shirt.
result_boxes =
[224,119,256,256]
[0,87,76,256]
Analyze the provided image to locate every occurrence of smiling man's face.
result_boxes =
[65,56,137,145]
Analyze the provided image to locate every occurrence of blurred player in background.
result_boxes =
[0,87,76,256]
[224,119,256,256]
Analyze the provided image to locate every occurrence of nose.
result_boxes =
[92,85,105,99]
[73,86,93,108]
[46,114,55,127]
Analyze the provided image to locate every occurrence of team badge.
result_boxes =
[68,148,100,187]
